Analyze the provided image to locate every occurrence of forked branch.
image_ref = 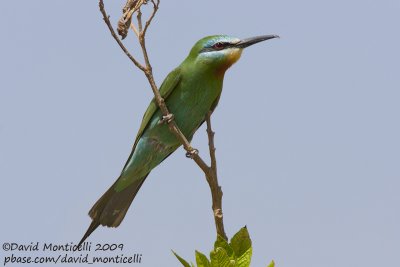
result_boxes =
[98,0,227,240]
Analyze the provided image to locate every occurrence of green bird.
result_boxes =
[78,34,278,246]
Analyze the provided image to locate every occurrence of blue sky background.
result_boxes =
[1,1,399,266]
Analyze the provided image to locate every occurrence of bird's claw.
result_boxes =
[186,148,199,159]
[158,113,175,124]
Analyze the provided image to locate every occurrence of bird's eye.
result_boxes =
[213,42,225,50]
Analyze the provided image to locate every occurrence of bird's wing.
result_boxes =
[210,93,221,114]
[121,67,181,171]
[188,92,222,140]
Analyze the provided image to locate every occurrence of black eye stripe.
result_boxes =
[213,42,230,49]
[199,41,233,53]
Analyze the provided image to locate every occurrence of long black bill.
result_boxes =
[235,35,279,49]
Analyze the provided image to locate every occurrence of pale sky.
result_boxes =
[1,1,399,267]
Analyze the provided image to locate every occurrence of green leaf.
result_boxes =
[229,227,252,258]
[210,247,236,267]
[214,235,234,258]
[267,260,275,267]
[172,250,191,267]
[235,247,252,267]
[195,250,211,267]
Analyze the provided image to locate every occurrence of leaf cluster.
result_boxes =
[173,227,274,267]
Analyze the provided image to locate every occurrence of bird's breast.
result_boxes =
[169,75,222,135]
[144,71,223,147]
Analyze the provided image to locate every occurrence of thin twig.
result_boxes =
[205,112,227,240]
[136,9,143,33]
[143,0,159,35]
[130,23,140,38]
[206,112,217,171]
[99,0,145,72]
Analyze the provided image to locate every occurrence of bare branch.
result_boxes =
[98,0,227,241]
[99,0,206,173]
[206,112,217,171]
[143,0,160,35]
[205,112,227,240]
[99,0,146,71]
[137,9,143,33]
[130,23,140,38]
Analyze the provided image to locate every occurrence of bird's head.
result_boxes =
[186,34,279,76]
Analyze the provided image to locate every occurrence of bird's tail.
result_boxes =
[76,175,148,248]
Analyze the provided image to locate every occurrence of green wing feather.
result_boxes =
[121,67,181,171]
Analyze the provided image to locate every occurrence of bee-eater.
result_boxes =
[78,34,278,246]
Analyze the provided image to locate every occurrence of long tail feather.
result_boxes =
[76,220,100,249]
[77,175,148,246]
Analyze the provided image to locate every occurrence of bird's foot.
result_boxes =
[158,113,175,124]
[185,148,199,159]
